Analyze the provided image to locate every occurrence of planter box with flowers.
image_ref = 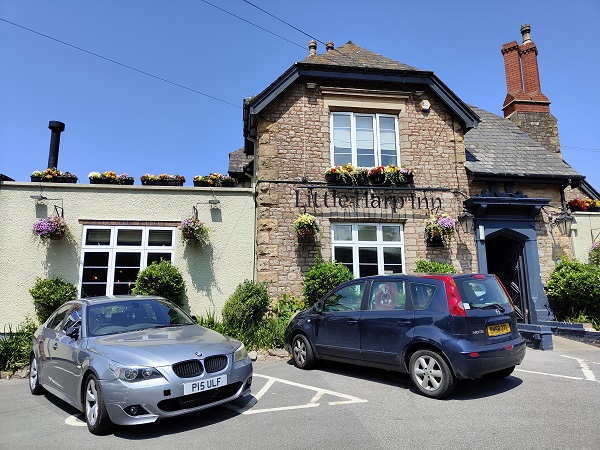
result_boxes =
[325,164,412,186]
[567,197,600,212]
[33,215,69,241]
[193,173,239,187]
[88,171,134,185]
[31,168,78,183]
[140,174,186,186]
[425,213,456,247]
[294,213,320,240]
[179,216,209,245]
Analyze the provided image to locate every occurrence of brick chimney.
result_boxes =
[501,24,560,155]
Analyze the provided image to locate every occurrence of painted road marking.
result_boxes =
[515,369,584,380]
[560,355,598,382]
[224,373,368,415]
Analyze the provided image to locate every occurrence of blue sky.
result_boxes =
[1,1,599,190]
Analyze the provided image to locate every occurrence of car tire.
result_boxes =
[409,349,456,399]
[483,366,515,379]
[84,374,112,435]
[291,334,316,370]
[29,354,44,395]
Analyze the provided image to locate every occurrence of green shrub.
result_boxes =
[221,280,270,332]
[29,277,77,323]
[414,259,456,273]
[302,259,353,305]
[545,260,600,320]
[271,293,307,322]
[132,260,186,308]
[0,318,38,372]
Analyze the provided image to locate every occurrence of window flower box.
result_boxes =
[31,168,78,183]
[325,165,412,186]
[141,174,185,186]
[193,173,238,187]
[88,171,134,185]
[568,197,600,212]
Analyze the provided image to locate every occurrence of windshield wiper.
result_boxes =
[477,303,506,313]
[153,323,187,329]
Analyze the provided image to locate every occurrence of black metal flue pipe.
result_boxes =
[47,120,65,169]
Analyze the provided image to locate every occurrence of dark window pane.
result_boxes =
[359,264,379,277]
[113,284,133,295]
[83,252,109,266]
[383,247,403,264]
[81,283,107,298]
[358,247,377,263]
[148,230,172,246]
[148,253,172,265]
[82,267,108,283]
[115,253,141,267]
[117,229,142,246]
[113,267,139,283]
[86,229,111,245]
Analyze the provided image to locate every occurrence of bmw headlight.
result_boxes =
[109,363,164,382]
[234,343,248,362]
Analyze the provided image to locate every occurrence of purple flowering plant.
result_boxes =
[179,216,209,245]
[425,213,457,243]
[589,241,600,266]
[33,215,68,240]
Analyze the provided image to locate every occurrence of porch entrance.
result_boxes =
[485,235,529,323]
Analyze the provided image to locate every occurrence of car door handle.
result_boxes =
[398,320,411,326]
[53,342,58,350]
[347,320,358,325]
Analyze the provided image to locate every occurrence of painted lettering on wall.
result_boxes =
[295,189,442,213]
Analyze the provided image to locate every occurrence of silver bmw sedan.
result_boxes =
[29,295,253,434]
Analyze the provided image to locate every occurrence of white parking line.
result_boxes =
[224,373,368,415]
[515,369,584,380]
[560,355,598,382]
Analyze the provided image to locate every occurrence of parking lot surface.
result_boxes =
[1,336,599,449]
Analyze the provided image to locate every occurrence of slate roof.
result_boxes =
[228,147,253,178]
[464,106,582,182]
[300,41,420,72]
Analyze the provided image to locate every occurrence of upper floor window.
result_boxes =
[331,112,399,167]
[79,226,175,297]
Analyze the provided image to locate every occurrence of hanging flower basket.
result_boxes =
[179,216,209,245]
[425,214,456,247]
[294,214,320,241]
[33,215,68,241]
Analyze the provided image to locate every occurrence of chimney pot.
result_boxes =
[326,41,334,52]
[520,24,532,44]
[47,120,65,169]
[308,40,317,57]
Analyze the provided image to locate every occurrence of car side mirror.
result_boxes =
[314,303,323,314]
[66,326,80,340]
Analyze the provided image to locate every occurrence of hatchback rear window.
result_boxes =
[456,277,512,310]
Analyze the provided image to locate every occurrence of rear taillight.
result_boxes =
[444,277,466,317]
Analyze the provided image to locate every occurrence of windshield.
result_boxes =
[456,277,512,309]
[87,298,194,336]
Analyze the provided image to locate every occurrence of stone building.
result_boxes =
[236,25,597,328]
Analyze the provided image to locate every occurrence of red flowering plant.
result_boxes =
[567,198,588,211]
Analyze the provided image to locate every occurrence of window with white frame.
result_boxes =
[331,112,399,167]
[331,223,404,278]
[79,226,175,297]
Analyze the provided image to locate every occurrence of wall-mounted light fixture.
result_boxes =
[419,99,431,112]
[551,210,575,237]
[209,199,221,209]
[457,211,474,234]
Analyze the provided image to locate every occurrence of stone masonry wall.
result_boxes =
[255,80,478,298]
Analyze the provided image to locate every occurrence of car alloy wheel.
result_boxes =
[409,349,456,399]
[292,334,315,370]
[85,375,112,434]
[29,355,44,395]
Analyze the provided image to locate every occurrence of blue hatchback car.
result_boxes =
[285,273,526,398]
